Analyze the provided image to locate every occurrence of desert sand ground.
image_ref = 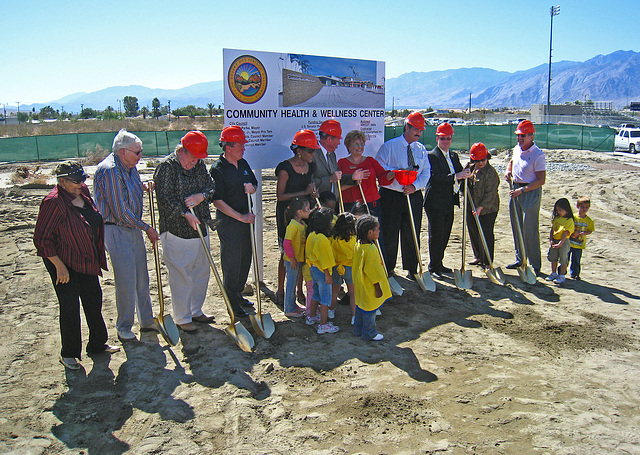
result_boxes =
[0,148,639,455]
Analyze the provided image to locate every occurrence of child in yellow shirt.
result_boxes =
[283,198,311,317]
[330,213,357,324]
[546,198,575,285]
[353,215,391,341]
[306,207,339,334]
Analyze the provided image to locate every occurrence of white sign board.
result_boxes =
[223,48,386,169]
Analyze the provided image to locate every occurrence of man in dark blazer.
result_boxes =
[423,123,471,278]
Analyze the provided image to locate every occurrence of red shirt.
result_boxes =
[338,156,394,204]
[34,185,107,276]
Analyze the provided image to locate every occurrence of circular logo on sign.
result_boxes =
[228,55,267,104]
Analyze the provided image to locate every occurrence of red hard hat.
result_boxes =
[436,122,454,136]
[220,125,248,144]
[319,119,342,138]
[514,120,535,135]
[469,142,488,160]
[406,111,426,131]
[181,131,208,159]
[292,129,320,149]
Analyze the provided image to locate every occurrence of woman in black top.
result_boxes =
[274,130,320,302]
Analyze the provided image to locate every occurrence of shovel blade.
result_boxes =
[454,269,473,289]
[517,266,537,285]
[154,314,180,346]
[250,312,276,339]
[415,272,436,292]
[388,276,404,296]
[225,322,255,352]
[485,267,506,286]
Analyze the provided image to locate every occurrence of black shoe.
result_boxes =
[233,307,249,318]
[405,271,417,281]
[534,268,541,277]
[240,298,254,307]
[440,267,453,274]
[431,270,443,279]
[506,261,522,269]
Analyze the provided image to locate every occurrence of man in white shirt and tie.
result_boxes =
[375,112,431,279]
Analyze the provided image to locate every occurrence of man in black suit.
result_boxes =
[423,123,471,278]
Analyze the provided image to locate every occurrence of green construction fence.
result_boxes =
[0,124,615,163]
[385,123,615,153]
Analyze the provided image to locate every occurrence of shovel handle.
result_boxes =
[508,178,529,266]
[148,189,166,316]
[246,193,262,315]
[190,208,238,326]
[357,183,392,278]
[336,179,345,213]
[405,193,425,276]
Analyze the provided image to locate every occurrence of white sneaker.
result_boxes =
[117,329,136,341]
[317,322,340,334]
[351,316,355,325]
[375,309,382,316]
[546,272,558,281]
[305,315,320,325]
[554,275,566,284]
[327,309,335,319]
[372,333,384,341]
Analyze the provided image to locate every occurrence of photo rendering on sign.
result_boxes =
[223,48,385,169]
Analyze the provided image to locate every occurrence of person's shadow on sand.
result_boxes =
[51,340,195,454]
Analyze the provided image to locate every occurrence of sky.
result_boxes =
[1,0,638,106]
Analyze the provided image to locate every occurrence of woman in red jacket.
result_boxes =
[338,130,395,217]
[34,161,119,370]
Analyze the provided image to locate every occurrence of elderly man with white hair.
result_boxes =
[94,129,160,341]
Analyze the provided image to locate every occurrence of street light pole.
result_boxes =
[547,5,560,122]
[168,100,171,122]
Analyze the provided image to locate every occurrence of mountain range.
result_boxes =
[13,50,640,113]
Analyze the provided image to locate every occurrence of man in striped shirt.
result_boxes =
[94,129,160,341]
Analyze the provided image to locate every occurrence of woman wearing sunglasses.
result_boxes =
[34,161,119,370]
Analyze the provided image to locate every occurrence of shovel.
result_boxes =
[336,179,345,213]
[392,170,436,292]
[454,179,473,289]
[247,193,275,339]
[467,195,506,285]
[508,180,537,285]
[190,208,255,352]
[148,190,180,346]
[357,183,403,296]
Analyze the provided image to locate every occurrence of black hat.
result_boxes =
[54,160,88,181]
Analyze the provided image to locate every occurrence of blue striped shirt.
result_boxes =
[94,153,149,231]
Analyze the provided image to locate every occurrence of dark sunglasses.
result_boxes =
[64,177,87,184]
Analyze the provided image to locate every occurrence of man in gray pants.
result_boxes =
[94,129,160,341]
[504,120,546,276]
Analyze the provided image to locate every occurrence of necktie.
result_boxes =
[327,152,338,194]
[444,151,460,193]
[407,144,415,169]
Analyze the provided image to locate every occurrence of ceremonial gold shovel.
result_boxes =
[467,195,506,285]
[508,179,537,285]
[148,190,180,346]
[393,170,436,293]
[191,208,255,352]
[454,179,473,289]
[247,194,275,339]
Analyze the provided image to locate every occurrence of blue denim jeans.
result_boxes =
[284,260,301,313]
[310,266,332,307]
[569,247,583,277]
[353,306,378,340]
